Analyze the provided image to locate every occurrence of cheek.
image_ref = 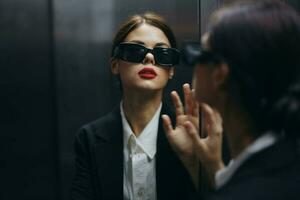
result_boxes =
[193,67,212,102]
[118,62,138,79]
[157,67,172,83]
[193,75,204,101]
[160,68,171,77]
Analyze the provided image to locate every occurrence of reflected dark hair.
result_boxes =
[111,12,177,56]
[209,0,300,138]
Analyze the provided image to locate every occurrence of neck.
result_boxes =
[122,89,163,137]
[221,101,255,159]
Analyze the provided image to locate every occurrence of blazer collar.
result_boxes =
[229,139,300,184]
[94,105,122,141]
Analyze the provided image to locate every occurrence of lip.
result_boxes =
[138,67,157,79]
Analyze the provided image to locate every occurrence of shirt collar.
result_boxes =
[215,132,279,189]
[120,102,162,159]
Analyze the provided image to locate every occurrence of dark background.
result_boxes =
[1,0,299,199]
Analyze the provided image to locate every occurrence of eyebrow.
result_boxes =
[128,40,170,48]
[129,40,144,45]
[155,42,170,47]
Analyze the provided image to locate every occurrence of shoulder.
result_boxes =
[208,140,300,200]
[77,105,122,142]
[209,170,300,200]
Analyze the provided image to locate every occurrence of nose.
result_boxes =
[142,52,155,65]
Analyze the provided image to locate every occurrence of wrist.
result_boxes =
[202,159,224,187]
[178,154,199,189]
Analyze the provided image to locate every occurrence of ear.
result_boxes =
[212,62,229,90]
[169,67,174,79]
[110,58,119,74]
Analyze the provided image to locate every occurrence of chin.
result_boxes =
[135,83,166,93]
[123,78,168,92]
[139,79,167,89]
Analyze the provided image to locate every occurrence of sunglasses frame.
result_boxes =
[181,41,223,66]
[113,42,180,66]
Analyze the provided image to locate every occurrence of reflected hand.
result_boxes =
[184,103,224,185]
[162,83,224,188]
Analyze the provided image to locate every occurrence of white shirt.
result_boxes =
[121,102,162,200]
[215,132,279,189]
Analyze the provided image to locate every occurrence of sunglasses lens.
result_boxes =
[155,48,180,66]
[114,43,180,66]
[181,42,222,66]
[181,42,202,66]
[115,43,146,63]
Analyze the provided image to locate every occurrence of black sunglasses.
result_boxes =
[181,42,223,66]
[112,42,180,66]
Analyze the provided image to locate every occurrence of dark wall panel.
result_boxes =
[286,0,300,11]
[0,0,59,200]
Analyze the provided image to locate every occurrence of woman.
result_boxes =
[71,13,195,200]
[163,0,300,199]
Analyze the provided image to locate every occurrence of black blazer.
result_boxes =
[207,139,300,200]
[71,103,195,200]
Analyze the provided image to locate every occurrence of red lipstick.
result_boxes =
[138,67,157,79]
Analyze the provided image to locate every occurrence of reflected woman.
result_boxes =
[164,0,300,199]
[71,13,195,200]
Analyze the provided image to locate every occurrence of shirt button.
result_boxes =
[137,187,145,197]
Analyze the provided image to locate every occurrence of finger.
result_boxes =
[193,101,200,118]
[213,109,223,125]
[171,91,184,116]
[191,89,199,117]
[200,103,214,125]
[211,109,223,137]
[200,103,222,138]
[161,114,174,137]
[200,103,216,138]
[183,83,192,114]
[184,121,204,150]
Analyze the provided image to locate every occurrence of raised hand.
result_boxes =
[184,103,224,185]
[162,83,200,187]
[162,83,199,158]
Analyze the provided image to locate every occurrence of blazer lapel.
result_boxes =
[156,103,196,200]
[94,107,124,199]
[156,121,175,199]
[156,103,186,199]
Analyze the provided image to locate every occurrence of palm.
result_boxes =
[168,115,195,156]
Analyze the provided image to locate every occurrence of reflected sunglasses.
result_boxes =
[181,42,223,66]
[112,42,180,66]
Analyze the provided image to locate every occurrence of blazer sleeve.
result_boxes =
[71,127,97,200]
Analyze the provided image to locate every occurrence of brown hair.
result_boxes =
[110,12,177,56]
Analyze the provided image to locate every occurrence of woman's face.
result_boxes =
[111,24,174,92]
[193,63,216,104]
[192,33,226,107]
[192,33,216,104]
